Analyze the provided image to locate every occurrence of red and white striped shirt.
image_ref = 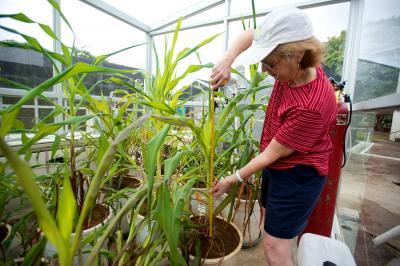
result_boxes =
[260,65,337,176]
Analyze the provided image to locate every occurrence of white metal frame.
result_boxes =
[150,0,225,32]
[149,0,350,36]
[73,0,352,109]
[80,0,150,32]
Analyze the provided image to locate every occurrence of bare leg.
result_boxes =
[262,231,294,266]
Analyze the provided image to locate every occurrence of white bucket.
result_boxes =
[222,194,262,247]
[44,205,112,263]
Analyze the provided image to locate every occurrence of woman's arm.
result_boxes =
[211,138,294,196]
[210,29,254,89]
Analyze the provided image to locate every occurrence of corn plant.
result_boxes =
[84,123,182,266]
[0,0,148,263]
[217,0,271,242]
[109,17,221,184]
[0,112,149,265]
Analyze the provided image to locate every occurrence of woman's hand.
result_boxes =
[210,54,234,89]
[210,175,237,197]
[210,29,254,89]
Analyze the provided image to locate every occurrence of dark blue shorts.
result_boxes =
[260,165,327,239]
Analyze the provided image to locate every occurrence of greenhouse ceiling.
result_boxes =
[80,0,350,35]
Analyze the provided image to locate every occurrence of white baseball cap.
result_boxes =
[235,7,313,65]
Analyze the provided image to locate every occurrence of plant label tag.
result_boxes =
[197,204,206,214]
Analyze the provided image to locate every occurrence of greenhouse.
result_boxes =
[0,0,399,265]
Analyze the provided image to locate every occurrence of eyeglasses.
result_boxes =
[261,58,281,71]
[261,53,293,72]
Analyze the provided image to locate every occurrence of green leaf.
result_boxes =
[97,133,110,167]
[152,115,207,155]
[19,124,60,154]
[84,185,152,266]
[0,14,58,41]
[72,115,149,257]
[0,13,33,22]
[22,237,47,266]
[168,63,213,92]
[51,135,61,159]
[47,0,74,34]
[176,33,222,62]
[0,109,20,137]
[145,125,171,231]
[94,43,146,65]
[163,151,184,181]
[155,179,195,265]
[139,101,175,114]
[109,77,152,101]
[0,138,70,265]
[251,0,257,29]
[213,189,236,216]
[58,177,77,242]
[53,114,94,126]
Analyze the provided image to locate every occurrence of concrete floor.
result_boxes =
[231,232,298,266]
[234,240,267,266]
[338,132,400,265]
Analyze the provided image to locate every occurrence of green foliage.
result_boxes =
[0,138,71,265]
[0,2,261,265]
[324,30,346,79]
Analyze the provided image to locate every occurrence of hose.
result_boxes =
[342,96,352,168]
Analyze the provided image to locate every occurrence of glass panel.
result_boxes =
[339,109,400,264]
[0,0,53,49]
[349,112,376,148]
[0,49,54,90]
[230,0,300,17]
[3,96,34,105]
[102,0,202,25]
[61,0,147,69]
[38,108,55,123]
[18,108,35,129]
[183,4,225,25]
[230,3,350,44]
[353,60,399,102]
[338,2,400,261]
[82,71,143,96]
[353,0,400,103]
[0,1,54,91]
[153,24,224,84]
[76,109,87,131]
[38,98,57,106]
[61,0,147,97]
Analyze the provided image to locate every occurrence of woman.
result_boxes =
[211,7,337,266]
